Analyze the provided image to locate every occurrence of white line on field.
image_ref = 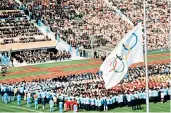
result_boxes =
[10,105,43,113]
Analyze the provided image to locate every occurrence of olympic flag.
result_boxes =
[100,23,143,89]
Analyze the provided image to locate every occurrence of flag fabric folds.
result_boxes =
[100,23,143,89]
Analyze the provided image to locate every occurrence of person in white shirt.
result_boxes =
[49,99,54,112]
[90,96,95,111]
[97,97,102,111]
[103,96,108,111]
[161,91,164,103]
[126,94,131,107]
[85,95,90,111]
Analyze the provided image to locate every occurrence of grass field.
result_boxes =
[0,50,170,112]
[0,98,170,112]
[0,50,169,83]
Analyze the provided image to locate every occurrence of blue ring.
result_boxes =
[114,54,125,73]
[123,33,138,51]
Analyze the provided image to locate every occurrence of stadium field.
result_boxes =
[0,98,170,112]
[0,50,169,83]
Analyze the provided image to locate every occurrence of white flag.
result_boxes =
[100,23,143,89]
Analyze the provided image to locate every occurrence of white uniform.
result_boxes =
[161,92,164,99]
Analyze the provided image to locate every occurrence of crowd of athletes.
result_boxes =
[0,62,170,112]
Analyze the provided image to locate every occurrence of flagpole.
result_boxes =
[169,1,171,112]
[143,0,149,113]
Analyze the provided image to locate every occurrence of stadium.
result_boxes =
[0,0,170,112]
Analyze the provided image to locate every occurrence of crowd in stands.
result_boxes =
[126,63,170,82]
[12,48,71,64]
[0,7,51,45]
[113,0,170,51]
[20,0,131,50]
[0,0,169,61]
[19,0,169,52]
[0,0,19,10]
[0,11,25,18]
[0,62,170,112]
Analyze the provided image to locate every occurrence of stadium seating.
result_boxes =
[0,0,169,61]
[12,48,71,64]
[19,0,169,53]
[0,10,51,45]
[20,0,132,50]
[0,0,19,10]
[116,0,169,51]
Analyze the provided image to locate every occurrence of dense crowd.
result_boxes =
[0,0,19,10]
[0,10,51,45]
[0,62,170,112]
[126,63,170,82]
[12,48,71,64]
[115,0,170,51]
[20,0,131,49]
[19,0,170,52]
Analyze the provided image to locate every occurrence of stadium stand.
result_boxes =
[116,0,169,51]
[0,0,56,52]
[20,0,131,49]
[11,48,71,64]
[0,0,168,58]
[0,10,51,45]
[0,0,169,59]
[20,0,169,52]
[0,0,19,10]
[12,0,169,60]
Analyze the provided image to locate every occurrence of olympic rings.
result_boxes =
[123,33,138,51]
[109,58,117,72]
[109,54,125,73]
[108,33,138,74]
[114,54,125,73]
[116,54,123,60]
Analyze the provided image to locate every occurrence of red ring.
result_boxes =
[109,59,117,72]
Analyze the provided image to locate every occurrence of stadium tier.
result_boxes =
[21,0,169,52]
[0,10,56,52]
[12,48,71,64]
[0,0,19,10]
[0,0,169,55]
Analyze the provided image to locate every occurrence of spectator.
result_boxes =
[12,49,71,64]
